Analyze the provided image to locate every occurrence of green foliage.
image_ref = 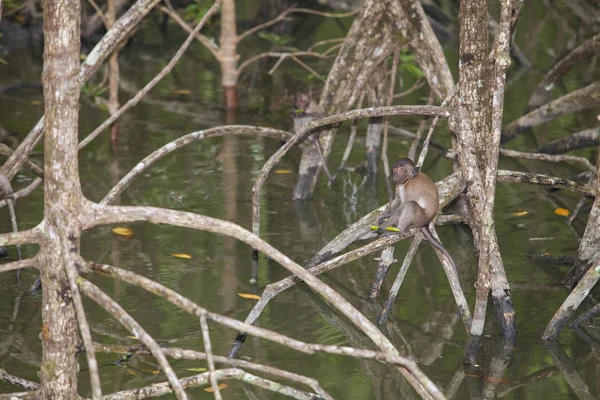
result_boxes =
[183,0,211,22]
[398,50,424,78]
[82,82,107,98]
[257,31,295,46]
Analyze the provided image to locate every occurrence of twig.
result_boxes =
[237,51,327,76]
[416,87,458,168]
[499,148,596,173]
[79,0,221,150]
[78,279,188,400]
[0,257,37,273]
[0,178,42,208]
[381,51,399,201]
[93,343,334,400]
[497,169,595,196]
[308,38,345,52]
[378,235,422,324]
[84,0,108,28]
[101,368,318,400]
[63,260,101,399]
[100,126,292,205]
[393,78,426,99]
[199,314,222,400]
[0,368,39,391]
[157,5,220,59]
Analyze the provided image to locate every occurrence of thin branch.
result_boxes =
[100,126,292,205]
[499,148,596,173]
[0,178,42,208]
[237,5,296,42]
[78,279,188,400]
[0,257,37,273]
[64,259,102,399]
[393,78,426,99]
[94,343,334,400]
[307,38,345,52]
[291,7,358,18]
[79,0,221,150]
[199,314,222,400]
[0,368,39,391]
[101,368,318,400]
[0,228,42,248]
[237,51,327,76]
[157,5,220,59]
[85,0,108,28]
[497,169,596,196]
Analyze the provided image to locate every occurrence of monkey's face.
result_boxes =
[392,158,417,185]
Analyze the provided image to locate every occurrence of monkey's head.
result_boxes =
[392,157,419,185]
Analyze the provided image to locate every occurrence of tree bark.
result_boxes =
[39,0,84,397]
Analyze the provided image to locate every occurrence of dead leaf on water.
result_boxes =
[112,227,133,237]
[512,211,528,217]
[31,100,42,105]
[554,208,570,216]
[204,383,228,392]
[171,253,192,259]
[187,367,208,372]
[172,89,191,95]
[121,368,142,377]
[274,169,292,174]
[237,293,261,300]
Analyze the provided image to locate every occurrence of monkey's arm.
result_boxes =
[377,203,406,233]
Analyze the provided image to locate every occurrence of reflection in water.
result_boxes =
[1,0,600,398]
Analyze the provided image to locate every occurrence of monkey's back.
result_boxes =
[401,172,439,220]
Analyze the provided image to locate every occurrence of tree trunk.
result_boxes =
[220,0,238,108]
[39,0,84,397]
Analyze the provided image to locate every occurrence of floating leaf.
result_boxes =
[237,293,261,300]
[31,100,42,105]
[512,211,528,217]
[172,89,191,95]
[171,253,192,259]
[554,208,570,216]
[187,367,208,372]
[274,169,292,174]
[204,383,229,392]
[112,227,133,237]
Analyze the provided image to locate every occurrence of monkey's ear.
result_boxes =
[413,167,420,177]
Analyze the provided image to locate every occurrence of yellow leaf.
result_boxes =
[112,227,133,236]
[237,293,261,300]
[369,225,400,232]
[171,253,192,259]
[204,383,228,392]
[512,211,528,217]
[554,208,570,216]
[274,169,292,174]
[172,89,191,95]
[31,100,42,105]
[187,367,208,372]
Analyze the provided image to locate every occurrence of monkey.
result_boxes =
[291,93,336,184]
[376,157,457,272]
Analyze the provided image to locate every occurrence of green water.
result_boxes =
[1,1,600,398]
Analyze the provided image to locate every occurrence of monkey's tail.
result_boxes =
[420,226,458,273]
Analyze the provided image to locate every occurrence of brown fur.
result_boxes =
[377,158,457,272]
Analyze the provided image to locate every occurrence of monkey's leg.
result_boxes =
[393,202,429,232]
[377,204,406,233]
